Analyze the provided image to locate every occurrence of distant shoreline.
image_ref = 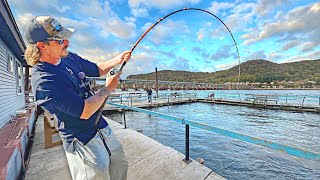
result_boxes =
[245,88,320,90]
[114,88,320,91]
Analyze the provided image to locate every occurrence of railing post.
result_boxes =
[183,124,192,163]
[123,108,126,129]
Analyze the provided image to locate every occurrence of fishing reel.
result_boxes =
[107,61,126,79]
[106,67,123,83]
[108,67,121,76]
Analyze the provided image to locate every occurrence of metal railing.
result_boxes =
[107,102,320,162]
[203,92,320,107]
[107,92,198,106]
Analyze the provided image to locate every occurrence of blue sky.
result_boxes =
[8,0,320,78]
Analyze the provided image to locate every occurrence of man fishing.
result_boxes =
[24,16,130,180]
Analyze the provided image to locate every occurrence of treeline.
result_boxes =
[127,59,320,84]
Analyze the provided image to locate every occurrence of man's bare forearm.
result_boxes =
[86,87,110,103]
[97,59,117,76]
[80,86,110,119]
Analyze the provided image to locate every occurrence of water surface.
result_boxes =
[108,90,320,179]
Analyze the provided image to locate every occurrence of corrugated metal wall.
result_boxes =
[0,39,25,128]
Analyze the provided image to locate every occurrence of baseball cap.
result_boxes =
[25,16,75,44]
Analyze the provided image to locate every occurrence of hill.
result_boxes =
[127,59,320,84]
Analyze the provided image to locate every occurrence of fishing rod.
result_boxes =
[95,7,241,126]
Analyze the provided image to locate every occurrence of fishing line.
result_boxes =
[95,7,241,126]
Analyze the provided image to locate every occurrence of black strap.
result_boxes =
[98,129,111,157]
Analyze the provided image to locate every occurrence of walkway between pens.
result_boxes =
[25,115,224,180]
[104,97,196,111]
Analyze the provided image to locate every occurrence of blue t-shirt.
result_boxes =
[31,52,108,146]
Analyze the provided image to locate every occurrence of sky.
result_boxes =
[7,0,320,78]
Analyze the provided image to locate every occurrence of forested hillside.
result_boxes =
[127,59,320,84]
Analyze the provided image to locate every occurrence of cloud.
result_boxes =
[216,61,238,71]
[245,50,267,60]
[9,0,71,15]
[170,56,191,70]
[142,20,188,45]
[196,29,205,41]
[128,0,201,17]
[131,7,149,17]
[242,3,320,46]
[195,22,212,41]
[267,52,285,61]
[124,16,136,23]
[205,2,255,40]
[77,1,136,39]
[192,47,210,60]
[161,51,177,59]
[122,50,173,78]
[79,48,121,63]
[300,41,317,52]
[253,0,289,16]
[210,45,236,61]
[279,50,320,63]
[128,0,200,9]
[77,0,105,18]
[201,66,218,73]
[207,1,234,14]
[281,40,300,51]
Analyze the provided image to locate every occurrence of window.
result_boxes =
[7,53,14,73]
[16,61,23,94]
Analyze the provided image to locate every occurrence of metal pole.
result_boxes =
[156,67,159,98]
[24,66,29,93]
[123,108,126,129]
[183,124,192,163]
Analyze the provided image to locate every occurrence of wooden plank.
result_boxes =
[25,115,72,180]
[205,172,226,180]
[25,115,224,180]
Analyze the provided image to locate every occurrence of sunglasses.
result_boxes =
[46,37,65,45]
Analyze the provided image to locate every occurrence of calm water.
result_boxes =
[108,90,320,179]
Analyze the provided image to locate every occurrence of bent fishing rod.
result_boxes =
[95,7,241,126]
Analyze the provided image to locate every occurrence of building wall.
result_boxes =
[0,38,25,128]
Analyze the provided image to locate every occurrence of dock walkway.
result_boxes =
[104,97,196,111]
[197,98,320,113]
[105,96,320,114]
[25,115,224,180]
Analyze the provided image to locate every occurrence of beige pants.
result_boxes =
[64,126,128,180]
